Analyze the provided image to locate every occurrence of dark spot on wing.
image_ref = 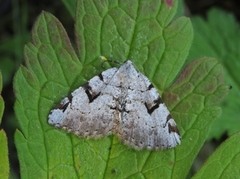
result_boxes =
[147,84,154,90]
[98,73,103,81]
[168,123,180,135]
[52,93,73,112]
[163,114,173,128]
[155,97,163,104]
[82,82,101,103]
[61,102,70,112]
[166,114,172,122]
[54,101,70,112]
[145,102,159,114]
[68,93,73,103]
[144,97,163,114]
[82,82,90,89]
[110,106,116,110]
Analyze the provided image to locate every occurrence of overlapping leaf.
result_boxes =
[163,58,229,177]
[193,132,240,179]
[0,72,9,179]
[188,8,240,139]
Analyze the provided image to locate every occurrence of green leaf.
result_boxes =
[0,72,3,121]
[0,71,9,179]
[188,8,240,139]
[14,0,228,178]
[0,33,30,85]
[163,57,229,177]
[14,11,81,178]
[193,132,240,179]
[61,0,77,18]
[0,130,9,179]
[75,0,192,90]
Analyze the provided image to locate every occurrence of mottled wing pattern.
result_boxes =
[48,67,119,138]
[110,63,181,150]
[48,60,181,150]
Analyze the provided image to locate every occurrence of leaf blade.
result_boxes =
[0,72,9,179]
[188,8,240,139]
[14,12,81,178]
[193,132,240,179]
[164,57,229,178]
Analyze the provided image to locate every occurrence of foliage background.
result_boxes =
[0,0,240,178]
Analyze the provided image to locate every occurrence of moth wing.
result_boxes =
[48,67,119,138]
[114,72,181,150]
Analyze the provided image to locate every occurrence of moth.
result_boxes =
[48,60,181,150]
